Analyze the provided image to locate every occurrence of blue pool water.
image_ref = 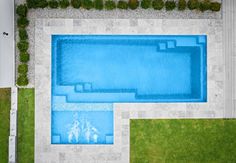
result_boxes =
[51,35,207,144]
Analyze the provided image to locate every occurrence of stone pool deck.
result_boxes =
[35,18,226,163]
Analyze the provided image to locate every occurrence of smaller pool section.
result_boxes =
[51,102,114,144]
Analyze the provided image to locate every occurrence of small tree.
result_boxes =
[128,0,139,10]
[165,1,176,11]
[187,0,199,10]
[16,4,28,17]
[178,0,186,11]
[152,0,164,10]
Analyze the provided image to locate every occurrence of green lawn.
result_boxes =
[130,119,236,163]
[0,88,11,163]
[17,89,34,163]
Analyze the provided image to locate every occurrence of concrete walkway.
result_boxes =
[0,0,15,88]
[223,0,236,117]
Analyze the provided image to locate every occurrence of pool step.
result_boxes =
[52,95,113,111]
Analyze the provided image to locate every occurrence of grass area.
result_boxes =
[17,89,34,163]
[130,119,236,163]
[0,88,11,163]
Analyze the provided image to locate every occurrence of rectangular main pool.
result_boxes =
[52,35,207,103]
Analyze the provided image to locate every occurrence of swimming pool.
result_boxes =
[51,35,207,144]
[52,35,207,103]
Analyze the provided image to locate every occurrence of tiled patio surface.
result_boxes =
[35,18,225,163]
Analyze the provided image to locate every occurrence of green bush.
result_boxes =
[16,4,28,17]
[117,0,128,9]
[71,0,82,8]
[210,2,221,12]
[17,74,29,86]
[82,0,94,9]
[20,52,30,63]
[152,0,164,10]
[27,0,48,8]
[26,0,37,8]
[19,29,28,40]
[178,0,186,11]
[128,0,139,10]
[141,0,151,9]
[165,1,176,11]
[17,41,29,52]
[105,0,116,10]
[48,0,59,8]
[18,64,28,74]
[59,0,70,8]
[94,0,103,10]
[187,0,199,10]
[36,0,48,8]
[17,17,29,28]
[199,0,210,12]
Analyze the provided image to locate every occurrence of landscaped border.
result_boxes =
[16,0,221,86]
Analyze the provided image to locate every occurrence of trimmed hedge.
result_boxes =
[141,0,152,9]
[17,17,29,28]
[59,0,70,8]
[18,64,28,74]
[117,0,128,9]
[20,52,30,63]
[71,0,82,8]
[152,0,164,10]
[210,2,221,11]
[105,0,116,10]
[178,0,186,11]
[19,28,28,40]
[199,0,211,12]
[165,1,176,11]
[128,0,139,9]
[94,0,104,10]
[17,41,29,52]
[16,4,28,17]
[187,0,199,10]
[82,0,94,9]
[17,74,29,86]
[48,0,59,8]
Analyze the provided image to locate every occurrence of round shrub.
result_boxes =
[199,0,210,12]
[36,0,48,8]
[128,0,139,10]
[48,0,59,8]
[117,0,128,9]
[17,17,29,28]
[16,4,28,17]
[187,0,199,10]
[178,0,186,11]
[20,52,30,63]
[19,29,28,40]
[17,41,29,52]
[17,74,29,86]
[210,2,221,12]
[165,1,176,11]
[18,64,28,74]
[94,0,104,10]
[82,0,94,9]
[152,0,164,10]
[26,0,37,8]
[105,0,116,10]
[59,0,70,8]
[71,0,82,8]
[141,0,151,9]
